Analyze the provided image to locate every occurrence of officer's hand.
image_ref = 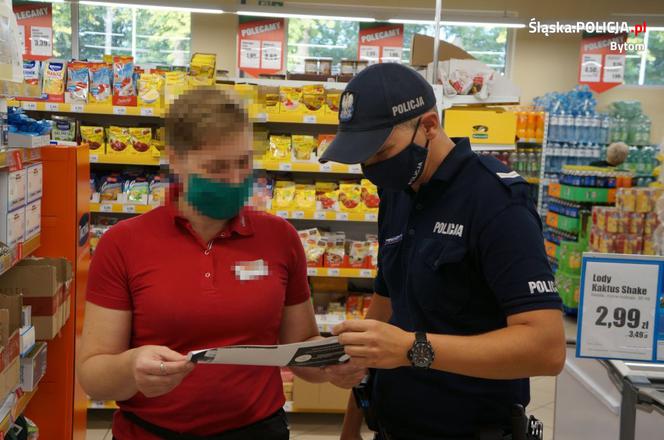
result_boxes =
[130,345,195,398]
[334,320,413,369]
[323,358,367,389]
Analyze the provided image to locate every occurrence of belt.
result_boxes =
[121,408,288,440]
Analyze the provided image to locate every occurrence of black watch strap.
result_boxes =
[415,331,427,343]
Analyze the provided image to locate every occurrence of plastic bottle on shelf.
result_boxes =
[590,114,601,144]
[549,113,560,141]
[516,111,528,141]
[517,150,528,176]
[535,112,545,144]
[573,114,583,143]
[526,111,537,140]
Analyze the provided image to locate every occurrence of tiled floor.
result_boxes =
[87,376,556,440]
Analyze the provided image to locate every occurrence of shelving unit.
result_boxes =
[9,100,163,118]
[90,202,156,214]
[0,389,38,434]
[269,209,377,223]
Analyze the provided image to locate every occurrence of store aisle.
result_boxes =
[86,377,555,440]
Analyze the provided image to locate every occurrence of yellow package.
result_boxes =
[316,182,339,211]
[129,127,153,155]
[42,60,67,97]
[138,73,163,107]
[273,181,296,209]
[361,179,380,213]
[294,184,316,211]
[301,84,325,112]
[164,71,187,105]
[280,87,302,111]
[107,126,132,156]
[326,91,341,113]
[188,53,216,86]
[291,135,316,161]
[268,135,292,161]
[339,183,362,212]
[81,126,105,153]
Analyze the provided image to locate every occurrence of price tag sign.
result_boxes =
[45,103,59,112]
[113,106,127,115]
[328,268,340,277]
[122,205,136,214]
[365,213,377,222]
[336,212,349,221]
[580,54,602,83]
[303,115,317,124]
[23,102,37,111]
[314,211,326,220]
[30,26,53,57]
[140,107,155,116]
[71,104,85,113]
[349,164,362,174]
[100,204,113,212]
[278,163,292,171]
[577,253,664,363]
[255,113,268,122]
[320,163,332,173]
[89,154,99,163]
[293,211,305,219]
[360,269,373,278]
[276,210,289,218]
[307,268,318,277]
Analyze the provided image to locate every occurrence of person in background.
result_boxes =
[319,64,566,440]
[77,87,365,440]
[590,141,629,168]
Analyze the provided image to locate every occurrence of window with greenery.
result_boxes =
[287,19,358,73]
[624,30,664,86]
[52,2,72,59]
[78,4,191,66]
[403,24,509,73]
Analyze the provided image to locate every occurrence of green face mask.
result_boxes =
[186,174,253,220]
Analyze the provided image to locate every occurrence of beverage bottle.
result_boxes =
[509,151,518,170]
[526,111,536,140]
[550,113,560,141]
[590,114,600,144]
[535,112,545,144]
[516,111,528,141]
[574,114,583,143]
[518,150,528,176]
[565,112,575,143]
[559,111,567,142]
[601,114,610,144]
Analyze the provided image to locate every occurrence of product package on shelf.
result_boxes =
[298,228,378,270]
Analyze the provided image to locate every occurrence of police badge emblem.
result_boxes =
[339,92,355,122]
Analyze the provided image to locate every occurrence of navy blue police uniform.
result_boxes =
[319,63,562,440]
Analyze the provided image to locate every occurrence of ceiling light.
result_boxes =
[79,2,224,14]
[388,18,525,28]
[237,11,375,23]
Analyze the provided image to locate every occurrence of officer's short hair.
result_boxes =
[165,86,249,155]
[397,106,438,129]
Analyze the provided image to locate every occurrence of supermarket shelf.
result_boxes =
[255,160,362,174]
[9,100,163,117]
[0,389,38,434]
[0,148,42,170]
[307,267,376,278]
[88,399,118,410]
[441,95,520,109]
[90,154,165,166]
[526,177,540,184]
[250,109,338,125]
[90,202,156,214]
[0,234,41,279]
[470,143,516,152]
[269,209,377,223]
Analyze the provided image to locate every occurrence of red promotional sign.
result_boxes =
[13,2,53,61]
[358,22,404,64]
[578,32,628,93]
[237,16,285,78]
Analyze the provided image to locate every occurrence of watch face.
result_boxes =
[411,342,433,368]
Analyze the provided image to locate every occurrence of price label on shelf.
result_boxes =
[23,102,37,111]
[276,210,289,219]
[365,213,378,222]
[100,204,114,212]
[255,113,268,122]
[71,104,85,113]
[278,163,293,171]
[45,103,59,112]
[140,107,155,116]
[349,164,362,174]
[328,268,340,277]
[122,205,137,214]
[360,269,373,278]
[320,163,332,173]
[303,115,317,124]
[314,212,327,220]
[577,254,664,363]
[336,213,349,221]
[89,154,99,163]
[113,106,128,115]
[307,268,319,276]
[293,211,305,219]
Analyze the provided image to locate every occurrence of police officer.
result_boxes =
[320,63,566,440]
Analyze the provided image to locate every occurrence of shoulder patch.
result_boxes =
[478,155,527,187]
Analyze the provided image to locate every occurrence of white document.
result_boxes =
[240,39,261,69]
[261,41,282,70]
[30,26,52,57]
[603,54,626,83]
[188,337,350,367]
[580,53,602,82]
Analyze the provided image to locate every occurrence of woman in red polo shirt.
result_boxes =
[77,87,365,439]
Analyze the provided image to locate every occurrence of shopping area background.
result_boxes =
[0,0,660,439]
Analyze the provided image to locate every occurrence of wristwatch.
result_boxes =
[407,332,435,369]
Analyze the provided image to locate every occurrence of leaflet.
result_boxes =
[187,337,350,368]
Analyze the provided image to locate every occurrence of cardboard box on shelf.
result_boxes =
[2,207,25,247]
[0,293,23,397]
[0,169,26,213]
[26,163,43,203]
[292,377,350,412]
[443,108,517,146]
[7,133,50,149]
[20,341,46,392]
[25,199,41,240]
[410,33,475,67]
[20,325,35,357]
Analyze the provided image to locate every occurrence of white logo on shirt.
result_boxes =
[528,280,557,294]
[433,222,464,238]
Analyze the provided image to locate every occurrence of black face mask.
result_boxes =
[361,118,429,191]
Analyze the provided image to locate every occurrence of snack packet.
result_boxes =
[81,126,105,152]
[188,53,217,86]
[280,86,302,111]
[338,183,362,212]
[324,232,346,267]
[326,91,341,113]
[51,116,77,142]
[317,135,335,158]
[100,175,124,201]
[149,175,168,205]
[301,85,325,112]
[273,181,296,209]
[348,241,369,268]
[298,228,325,267]
[294,184,316,211]
[66,61,90,104]
[316,182,338,211]
[89,63,112,104]
[138,73,163,107]
[367,234,378,268]
[113,56,137,106]
[360,179,380,212]
[346,295,363,320]
[291,135,316,161]
[362,295,373,318]
[42,60,67,102]
[164,71,187,104]
[107,126,131,155]
[125,178,150,204]
[23,60,41,87]
[129,127,153,154]
[268,135,292,161]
